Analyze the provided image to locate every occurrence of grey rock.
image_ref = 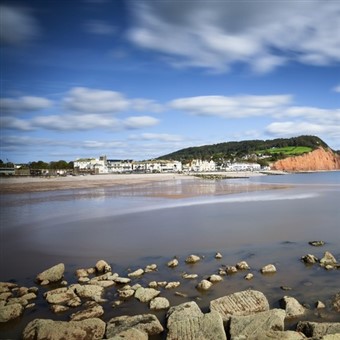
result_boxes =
[36,263,65,284]
[167,301,226,340]
[22,317,105,340]
[70,301,104,321]
[280,296,306,318]
[229,309,286,340]
[210,290,269,322]
[297,321,340,338]
[0,303,24,322]
[134,287,160,302]
[150,297,170,310]
[106,314,163,338]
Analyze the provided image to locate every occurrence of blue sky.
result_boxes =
[1,0,340,163]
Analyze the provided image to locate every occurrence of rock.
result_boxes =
[175,292,188,298]
[316,300,326,309]
[145,264,157,272]
[218,269,227,276]
[320,251,337,267]
[44,287,79,305]
[0,303,24,322]
[78,277,90,284]
[148,281,158,288]
[108,328,148,340]
[134,287,160,302]
[95,260,111,273]
[0,282,17,290]
[118,289,135,299]
[229,309,286,339]
[226,266,238,274]
[196,279,213,290]
[0,292,12,301]
[167,301,226,340]
[40,280,49,286]
[157,281,167,287]
[182,273,198,279]
[7,297,29,306]
[128,268,144,278]
[113,277,131,284]
[22,318,105,340]
[72,284,104,302]
[185,254,201,264]
[296,321,340,338]
[106,314,163,338]
[280,296,306,318]
[215,252,223,259]
[70,301,104,321]
[261,264,277,274]
[309,240,325,247]
[90,280,115,288]
[244,273,254,280]
[321,335,340,340]
[131,284,141,290]
[50,305,69,313]
[209,274,223,283]
[76,268,89,278]
[167,258,179,268]
[210,290,269,322]
[255,330,307,339]
[36,263,65,284]
[281,286,293,291]
[26,303,35,309]
[150,297,170,310]
[332,292,340,312]
[301,254,319,264]
[236,261,250,270]
[165,281,181,289]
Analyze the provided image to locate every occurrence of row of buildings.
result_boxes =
[73,156,263,174]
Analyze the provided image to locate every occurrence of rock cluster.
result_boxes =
[301,250,339,270]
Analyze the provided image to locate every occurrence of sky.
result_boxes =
[1,0,340,163]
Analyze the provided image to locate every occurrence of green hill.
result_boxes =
[157,135,328,164]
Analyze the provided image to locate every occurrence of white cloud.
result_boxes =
[170,95,292,118]
[0,96,52,113]
[0,5,40,45]
[64,87,130,113]
[131,98,163,113]
[266,121,340,139]
[124,116,159,129]
[1,116,33,131]
[84,20,116,35]
[137,133,183,142]
[128,1,340,72]
[82,140,124,149]
[333,85,340,93]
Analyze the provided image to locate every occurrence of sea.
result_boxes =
[0,171,339,338]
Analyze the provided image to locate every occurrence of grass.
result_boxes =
[256,146,312,156]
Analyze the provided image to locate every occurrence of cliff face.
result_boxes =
[271,148,340,172]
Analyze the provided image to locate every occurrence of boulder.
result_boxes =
[236,261,250,270]
[150,297,170,310]
[261,264,277,274]
[215,252,223,259]
[108,328,148,340]
[301,254,318,264]
[36,263,65,284]
[70,301,104,321]
[106,314,163,338]
[23,318,105,340]
[332,292,340,312]
[134,287,160,303]
[95,260,111,273]
[321,335,340,340]
[197,279,213,290]
[167,301,226,340]
[185,254,201,264]
[118,289,135,299]
[209,274,223,283]
[44,287,79,305]
[226,266,238,274]
[296,321,340,338]
[210,290,269,322]
[128,269,144,278]
[113,277,131,284]
[229,309,286,339]
[167,258,179,268]
[145,264,157,272]
[320,251,337,266]
[280,296,306,318]
[0,303,24,322]
[250,330,307,339]
[72,284,104,302]
[245,273,254,280]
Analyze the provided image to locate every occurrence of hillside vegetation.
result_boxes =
[157,135,328,164]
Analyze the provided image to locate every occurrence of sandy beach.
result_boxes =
[0,171,269,195]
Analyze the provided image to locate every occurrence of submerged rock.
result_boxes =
[23,318,105,340]
[106,314,163,338]
[210,290,269,322]
[36,263,65,284]
[309,240,325,247]
[167,301,226,340]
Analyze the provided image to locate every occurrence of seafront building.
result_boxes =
[73,156,263,174]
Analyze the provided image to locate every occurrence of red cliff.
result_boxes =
[271,148,340,172]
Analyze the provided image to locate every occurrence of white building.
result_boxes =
[186,159,216,172]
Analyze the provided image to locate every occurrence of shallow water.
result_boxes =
[0,172,339,338]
